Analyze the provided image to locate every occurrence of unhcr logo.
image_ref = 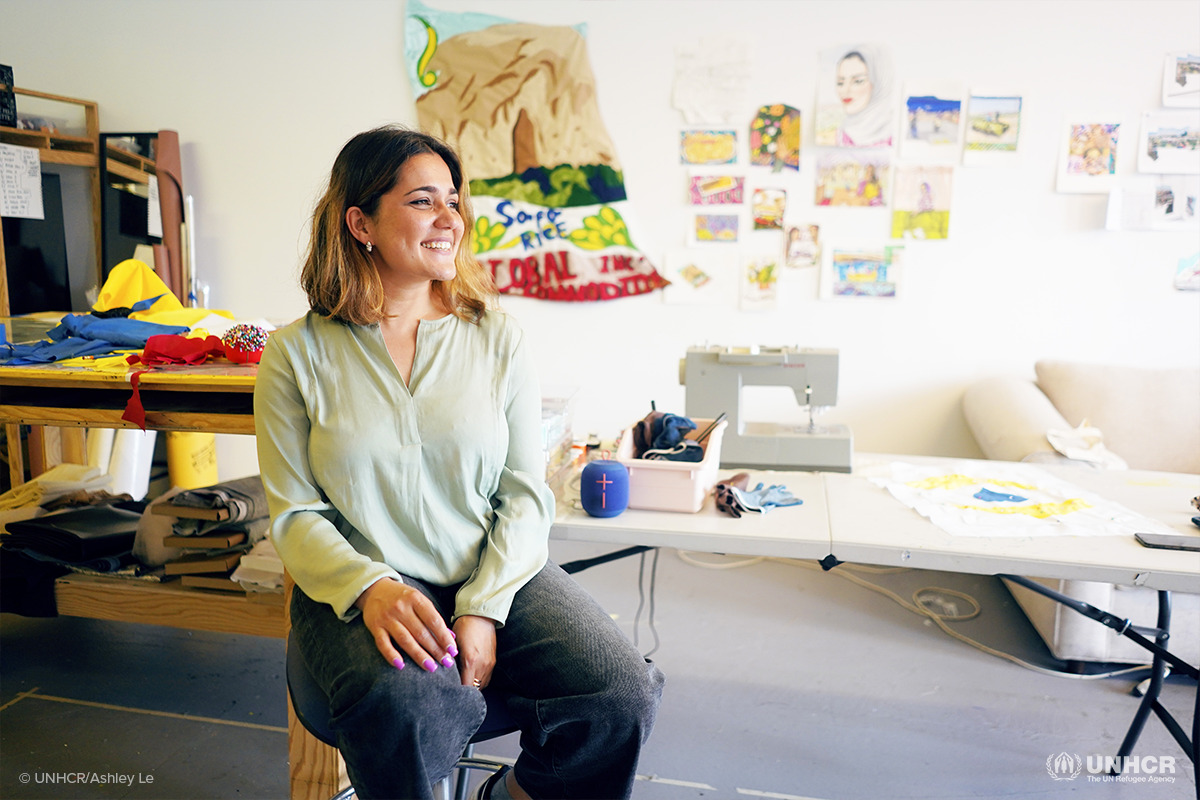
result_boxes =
[1046,752,1083,781]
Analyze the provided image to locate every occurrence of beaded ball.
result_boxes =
[221,323,270,364]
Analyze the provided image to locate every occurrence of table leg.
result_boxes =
[1113,591,1171,767]
[5,423,23,488]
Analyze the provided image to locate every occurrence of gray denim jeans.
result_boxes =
[291,561,665,800]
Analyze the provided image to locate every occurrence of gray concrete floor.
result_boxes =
[1,538,1195,799]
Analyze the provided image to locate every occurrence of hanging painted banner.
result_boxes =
[404,0,667,301]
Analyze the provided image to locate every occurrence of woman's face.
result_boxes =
[836,55,872,115]
[358,152,463,287]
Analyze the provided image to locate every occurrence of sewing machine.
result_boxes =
[681,345,853,472]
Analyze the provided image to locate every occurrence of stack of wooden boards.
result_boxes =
[155,502,248,591]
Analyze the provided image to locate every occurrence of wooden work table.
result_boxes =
[0,357,341,800]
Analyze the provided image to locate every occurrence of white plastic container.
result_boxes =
[615,419,727,513]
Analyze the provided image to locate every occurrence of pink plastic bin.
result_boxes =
[615,419,727,513]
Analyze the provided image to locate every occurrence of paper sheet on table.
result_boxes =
[672,37,751,125]
[0,142,44,219]
[867,461,1178,538]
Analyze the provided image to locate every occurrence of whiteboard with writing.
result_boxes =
[0,142,44,219]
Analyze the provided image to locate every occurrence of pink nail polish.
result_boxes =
[392,658,404,670]
[450,631,456,639]
[441,655,455,669]
[448,644,459,657]
[423,658,438,672]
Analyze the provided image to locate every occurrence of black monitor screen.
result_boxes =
[3,172,71,314]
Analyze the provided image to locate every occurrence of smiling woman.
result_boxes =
[254,126,664,800]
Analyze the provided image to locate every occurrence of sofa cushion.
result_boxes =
[1036,360,1200,474]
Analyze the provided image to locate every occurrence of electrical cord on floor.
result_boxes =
[675,550,1150,681]
[633,549,661,658]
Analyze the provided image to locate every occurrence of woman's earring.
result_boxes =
[366,242,373,253]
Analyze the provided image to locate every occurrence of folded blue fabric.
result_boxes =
[0,338,125,366]
[650,414,697,450]
[48,314,188,347]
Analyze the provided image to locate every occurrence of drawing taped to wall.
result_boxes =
[1137,112,1200,174]
[1056,121,1121,193]
[405,0,668,301]
[752,188,786,229]
[891,165,952,239]
[784,224,820,268]
[681,130,738,165]
[740,254,778,311]
[662,249,737,306]
[689,174,744,204]
[815,44,895,148]
[823,246,904,299]
[692,213,739,244]
[749,104,800,171]
[963,93,1022,166]
[1175,252,1200,291]
[900,84,962,161]
[816,153,890,207]
[673,37,752,124]
[1105,174,1198,231]
[1162,52,1200,108]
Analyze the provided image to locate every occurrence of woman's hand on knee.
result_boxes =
[354,578,456,672]
[453,615,497,688]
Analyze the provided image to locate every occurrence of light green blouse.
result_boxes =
[254,309,553,624]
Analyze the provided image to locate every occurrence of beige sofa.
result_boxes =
[962,360,1199,667]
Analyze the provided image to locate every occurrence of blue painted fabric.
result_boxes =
[0,338,126,366]
[48,314,188,347]
[973,487,1027,503]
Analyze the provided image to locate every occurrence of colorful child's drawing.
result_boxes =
[905,95,960,146]
[964,96,1022,152]
[750,104,800,171]
[1066,124,1118,175]
[681,130,738,165]
[829,247,903,298]
[815,44,895,148]
[1138,112,1200,174]
[689,175,744,204]
[1163,52,1200,108]
[740,255,778,311]
[816,153,890,207]
[752,188,786,229]
[891,165,952,240]
[678,262,711,289]
[695,214,739,243]
[784,224,820,268]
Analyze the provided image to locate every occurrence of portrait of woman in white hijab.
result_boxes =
[815,44,895,148]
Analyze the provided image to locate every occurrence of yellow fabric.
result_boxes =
[131,307,233,327]
[91,259,235,328]
[93,260,182,315]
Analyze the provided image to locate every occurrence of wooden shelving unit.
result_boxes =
[105,140,156,185]
[0,87,103,317]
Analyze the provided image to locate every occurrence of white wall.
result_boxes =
[4,0,1198,476]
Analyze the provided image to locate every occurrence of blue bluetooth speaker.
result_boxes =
[579,460,629,518]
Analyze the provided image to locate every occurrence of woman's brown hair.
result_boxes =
[301,126,495,325]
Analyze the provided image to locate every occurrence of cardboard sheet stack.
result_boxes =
[135,476,271,592]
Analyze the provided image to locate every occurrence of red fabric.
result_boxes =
[122,334,223,430]
[127,334,224,366]
[121,370,148,430]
